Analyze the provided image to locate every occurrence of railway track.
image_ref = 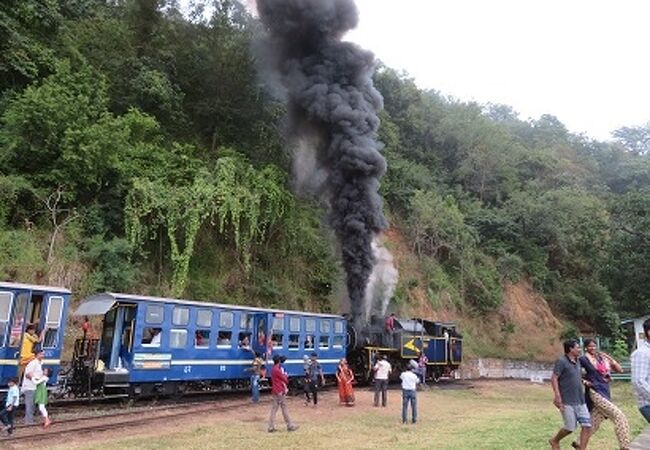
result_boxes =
[3,394,263,447]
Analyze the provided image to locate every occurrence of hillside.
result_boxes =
[0,1,648,360]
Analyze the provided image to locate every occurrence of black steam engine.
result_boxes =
[347,315,462,383]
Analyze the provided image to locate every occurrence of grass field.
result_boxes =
[51,381,647,450]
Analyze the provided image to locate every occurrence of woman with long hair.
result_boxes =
[336,358,355,406]
[576,338,631,450]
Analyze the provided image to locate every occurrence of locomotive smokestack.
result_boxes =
[256,0,389,327]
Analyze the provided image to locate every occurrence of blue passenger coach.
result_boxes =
[0,282,70,387]
[73,293,346,396]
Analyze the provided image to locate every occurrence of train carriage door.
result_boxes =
[252,313,270,357]
[0,290,18,384]
[6,290,31,380]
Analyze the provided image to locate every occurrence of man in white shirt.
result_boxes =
[400,365,420,424]
[631,319,650,423]
[373,354,392,407]
[21,350,44,425]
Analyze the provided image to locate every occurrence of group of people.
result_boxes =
[549,318,650,450]
[1,325,52,435]
[262,351,423,432]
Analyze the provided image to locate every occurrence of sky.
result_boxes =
[346,0,650,141]
[183,0,650,141]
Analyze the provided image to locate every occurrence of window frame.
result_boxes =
[305,318,316,333]
[319,334,329,349]
[145,304,165,324]
[216,330,233,348]
[194,329,211,349]
[320,319,331,334]
[0,291,13,348]
[172,307,190,326]
[219,311,234,329]
[42,296,64,348]
[288,333,300,350]
[197,309,212,328]
[170,329,188,349]
[288,317,301,332]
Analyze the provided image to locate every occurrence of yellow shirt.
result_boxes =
[20,333,39,361]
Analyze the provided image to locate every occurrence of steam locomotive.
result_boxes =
[0,282,461,398]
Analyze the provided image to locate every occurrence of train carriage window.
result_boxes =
[217,331,232,347]
[288,334,300,350]
[170,329,187,348]
[197,309,212,328]
[142,327,162,346]
[304,334,314,349]
[145,305,164,324]
[289,317,301,332]
[194,330,210,348]
[238,332,252,349]
[219,311,234,329]
[334,321,344,334]
[172,307,189,326]
[9,293,28,347]
[333,335,344,348]
[0,292,12,347]
[43,296,63,348]
[305,319,316,333]
[240,313,252,330]
[319,335,329,349]
[320,320,330,334]
[271,332,283,348]
[272,316,283,331]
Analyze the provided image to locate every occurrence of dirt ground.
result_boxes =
[13,380,647,450]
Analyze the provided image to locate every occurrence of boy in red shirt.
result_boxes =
[268,355,298,432]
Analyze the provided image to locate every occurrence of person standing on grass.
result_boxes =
[577,338,631,449]
[267,355,298,433]
[400,365,420,424]
[549,339,592,450]
[336,358,355,406]
[305,352,325,407]
[373,354,392,407]
[0,377,19,435]
[22,349,44,425]
[631,318,650,423]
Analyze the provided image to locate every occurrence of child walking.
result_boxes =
[0,377,19,435]
[35,367,52,428]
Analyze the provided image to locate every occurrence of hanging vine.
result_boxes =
[124,152,294,296]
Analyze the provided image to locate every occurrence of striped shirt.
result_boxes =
[631,339,650,407]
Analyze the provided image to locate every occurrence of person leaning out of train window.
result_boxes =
[19,325,47,379]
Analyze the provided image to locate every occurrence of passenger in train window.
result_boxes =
[304,335,314,349]
[239,335,251,350]
[142,328,161,346]
[217,332,231,346]
[195,331,206,347]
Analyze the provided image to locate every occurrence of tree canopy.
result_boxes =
[0,0,647,335]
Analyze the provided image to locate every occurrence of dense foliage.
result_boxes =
[0,1,647,335]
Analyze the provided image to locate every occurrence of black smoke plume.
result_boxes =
[256,0,387,326]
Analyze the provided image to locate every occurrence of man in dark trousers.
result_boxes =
[306,352,325,407]
[267,355,298,433]
[549,339,592,450]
